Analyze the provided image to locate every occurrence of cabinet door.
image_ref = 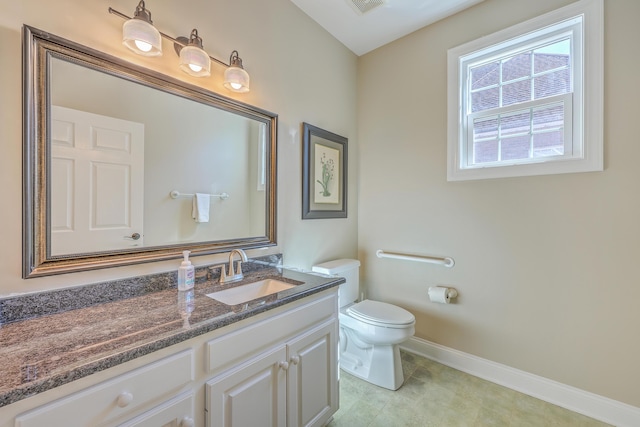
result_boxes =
[206,346,287,427]
[286,319,338,427]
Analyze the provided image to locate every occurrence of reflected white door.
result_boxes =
[50,105,144,255]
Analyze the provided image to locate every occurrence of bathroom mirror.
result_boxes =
[23,26,277,278]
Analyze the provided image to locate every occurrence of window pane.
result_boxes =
[502,80,531,106]
[533,104,564,132]
[473,116,498,141]
[534,39,570,74]
[501,111,530,137]
[502,52,531,82]
[533,131,564,157]
[471,87,499,112]
[534,69,571,99]
[471,61,499,90]
[501,135,531,161]
[474,139,499,163]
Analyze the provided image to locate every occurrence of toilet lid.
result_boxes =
[347,300,415,327]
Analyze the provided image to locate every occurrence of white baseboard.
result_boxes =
[400,337,640,427]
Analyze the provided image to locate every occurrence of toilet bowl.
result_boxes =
[312,259,415,390]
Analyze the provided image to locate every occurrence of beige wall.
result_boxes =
[358,0,640,407]
[0,0,358,294]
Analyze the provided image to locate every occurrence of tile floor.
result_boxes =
[327,350,612,427]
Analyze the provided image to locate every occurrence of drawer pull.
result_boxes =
[116,391,134,408]
[180,416,195,427]
[290,355,300,365]
[278,361,289,371]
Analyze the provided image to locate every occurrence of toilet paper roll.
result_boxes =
[428,286,455,304]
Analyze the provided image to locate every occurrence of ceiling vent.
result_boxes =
[346,0,386,15]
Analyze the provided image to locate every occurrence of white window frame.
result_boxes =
[447,0,603,181]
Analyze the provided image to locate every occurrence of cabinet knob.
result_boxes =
[278,361,289,371]
[290,355,300,365]
[180,416,195,427]
[116,391,134,408]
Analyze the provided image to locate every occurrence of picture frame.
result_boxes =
[302,123,348,219]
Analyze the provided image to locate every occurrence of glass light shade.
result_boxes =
[224,66,250,93]
[122,19,162,57]
[179,46,211,77]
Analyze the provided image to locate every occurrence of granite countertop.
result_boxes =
[0,262,343,408]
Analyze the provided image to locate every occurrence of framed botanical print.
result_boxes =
[302,123,347,219]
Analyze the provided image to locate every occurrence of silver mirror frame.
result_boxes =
[22,25,277,278]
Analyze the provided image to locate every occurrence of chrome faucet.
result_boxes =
[219,249,248,283]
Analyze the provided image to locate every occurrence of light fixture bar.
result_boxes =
[108,7,228,68]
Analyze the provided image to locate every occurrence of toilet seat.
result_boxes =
[346,300,415,329]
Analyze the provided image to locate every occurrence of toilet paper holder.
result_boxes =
[428,286,458,303]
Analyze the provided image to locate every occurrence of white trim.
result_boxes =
[401,337,640,427]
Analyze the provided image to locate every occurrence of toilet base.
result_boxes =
[339,329,405,390]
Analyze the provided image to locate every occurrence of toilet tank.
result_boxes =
[312,259,360,308]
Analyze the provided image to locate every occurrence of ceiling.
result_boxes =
[289,0,485,56]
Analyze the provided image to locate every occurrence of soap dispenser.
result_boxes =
[178,250,195,291]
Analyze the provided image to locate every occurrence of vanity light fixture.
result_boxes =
[223,51,250,93]
[121,0,162,56]
[109,2,250,92]
[176,29,211,77]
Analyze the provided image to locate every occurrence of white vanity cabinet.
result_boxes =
[4,287,339,427]
[205,292,338,427]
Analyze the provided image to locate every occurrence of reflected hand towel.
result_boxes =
[192,193,210,223]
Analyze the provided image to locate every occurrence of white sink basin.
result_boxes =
[206,279,297,305]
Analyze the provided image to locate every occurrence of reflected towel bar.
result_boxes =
[170,190,230,200]
[376,250,455,268]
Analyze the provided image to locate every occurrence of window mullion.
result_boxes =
[529,48,535,158]
[498,59,504,109]
[530,47,535,103]
[529,109,534,158]
[497,116,502,162]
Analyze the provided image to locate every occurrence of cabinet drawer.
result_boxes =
[117,391,194,427]
[206,291,337,374]
[15,350,194,427]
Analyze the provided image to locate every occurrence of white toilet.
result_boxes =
[312,259,415,390]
